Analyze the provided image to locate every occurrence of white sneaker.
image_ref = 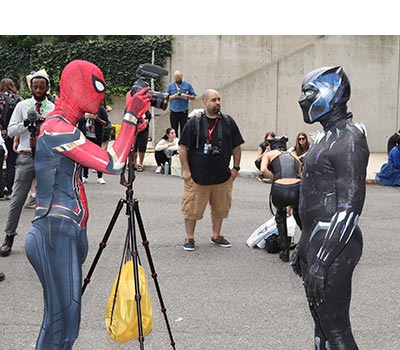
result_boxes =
[82,177,88,184]
[97,177,106,184]
[155,166,162,174]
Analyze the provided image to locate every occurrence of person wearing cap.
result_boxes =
[0,71,54,257]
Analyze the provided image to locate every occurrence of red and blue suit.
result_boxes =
[24,60,151,350]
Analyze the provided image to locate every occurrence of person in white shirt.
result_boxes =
[154,127,179,174]
[0,71,55,256]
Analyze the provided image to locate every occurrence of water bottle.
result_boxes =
[164,162,169,176]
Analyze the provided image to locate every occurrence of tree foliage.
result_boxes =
[0,36,173,99]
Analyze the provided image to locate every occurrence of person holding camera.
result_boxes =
[166,70,196,137]
[260,135,303,262]
[178,89,244,251]
[0,71,54,257]
[23,60,151,350]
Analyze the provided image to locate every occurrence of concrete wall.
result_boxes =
[109,35,400,152]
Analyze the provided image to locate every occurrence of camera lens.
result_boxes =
[150,92,169,111]
[211,148,221,159]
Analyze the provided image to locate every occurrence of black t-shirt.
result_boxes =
[179,112,244,185]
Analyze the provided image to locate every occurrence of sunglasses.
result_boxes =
[298,137,306,141]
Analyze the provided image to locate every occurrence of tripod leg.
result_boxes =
[133,199,176,350]
[127,200,145,350]
[82,198,125,295]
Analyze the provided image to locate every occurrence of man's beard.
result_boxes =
[207,106,220,116]
[33,93,47,102]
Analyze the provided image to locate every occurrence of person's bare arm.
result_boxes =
[179,144,191,182]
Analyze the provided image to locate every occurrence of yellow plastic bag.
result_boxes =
[105,261,153,343]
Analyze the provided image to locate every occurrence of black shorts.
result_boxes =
[134,127,149,152]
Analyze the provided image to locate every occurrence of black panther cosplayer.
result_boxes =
[290,66,369,350]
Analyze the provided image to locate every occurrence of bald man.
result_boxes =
[178,89,244,251]
[166,70,196,137]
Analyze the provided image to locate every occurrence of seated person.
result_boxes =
[376,135,400,186]
[255,131,275,182]
[154,127,179,174]
[387,129,400,154]
[288,131,310,163]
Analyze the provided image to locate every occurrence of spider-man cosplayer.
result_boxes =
[290,66,369,350]
[25,60,151,350]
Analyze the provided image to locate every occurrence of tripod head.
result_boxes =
[120,143,136,191]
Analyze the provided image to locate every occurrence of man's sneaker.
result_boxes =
[97,177,106,184]
[25,196,36,209]
[211,236,231,248]
[155,165,163,174]
[183,238,195,251]
[82,177,88,184]
[0,234,15,257]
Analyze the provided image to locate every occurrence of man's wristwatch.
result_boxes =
[233,166,240,171]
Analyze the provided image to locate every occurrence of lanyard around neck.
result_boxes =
[30,99,48,115]
[207,118,218,142]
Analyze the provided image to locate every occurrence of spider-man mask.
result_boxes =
[56,60,106,124]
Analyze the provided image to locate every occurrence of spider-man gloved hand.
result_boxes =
[125,87,151,121]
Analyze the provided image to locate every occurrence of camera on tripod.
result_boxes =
[131,64,169,110]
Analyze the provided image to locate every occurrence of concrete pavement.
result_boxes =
[1,159,399,350]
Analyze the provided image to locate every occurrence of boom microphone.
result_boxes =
[141,64,169,76]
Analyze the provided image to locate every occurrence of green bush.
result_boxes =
[0,36,173,100]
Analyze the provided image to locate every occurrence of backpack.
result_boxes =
[0,93,21,131]
[193,110,232,150]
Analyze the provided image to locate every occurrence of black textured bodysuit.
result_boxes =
[294,109,369,350]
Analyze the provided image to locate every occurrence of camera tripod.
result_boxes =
[82,146,176,350]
